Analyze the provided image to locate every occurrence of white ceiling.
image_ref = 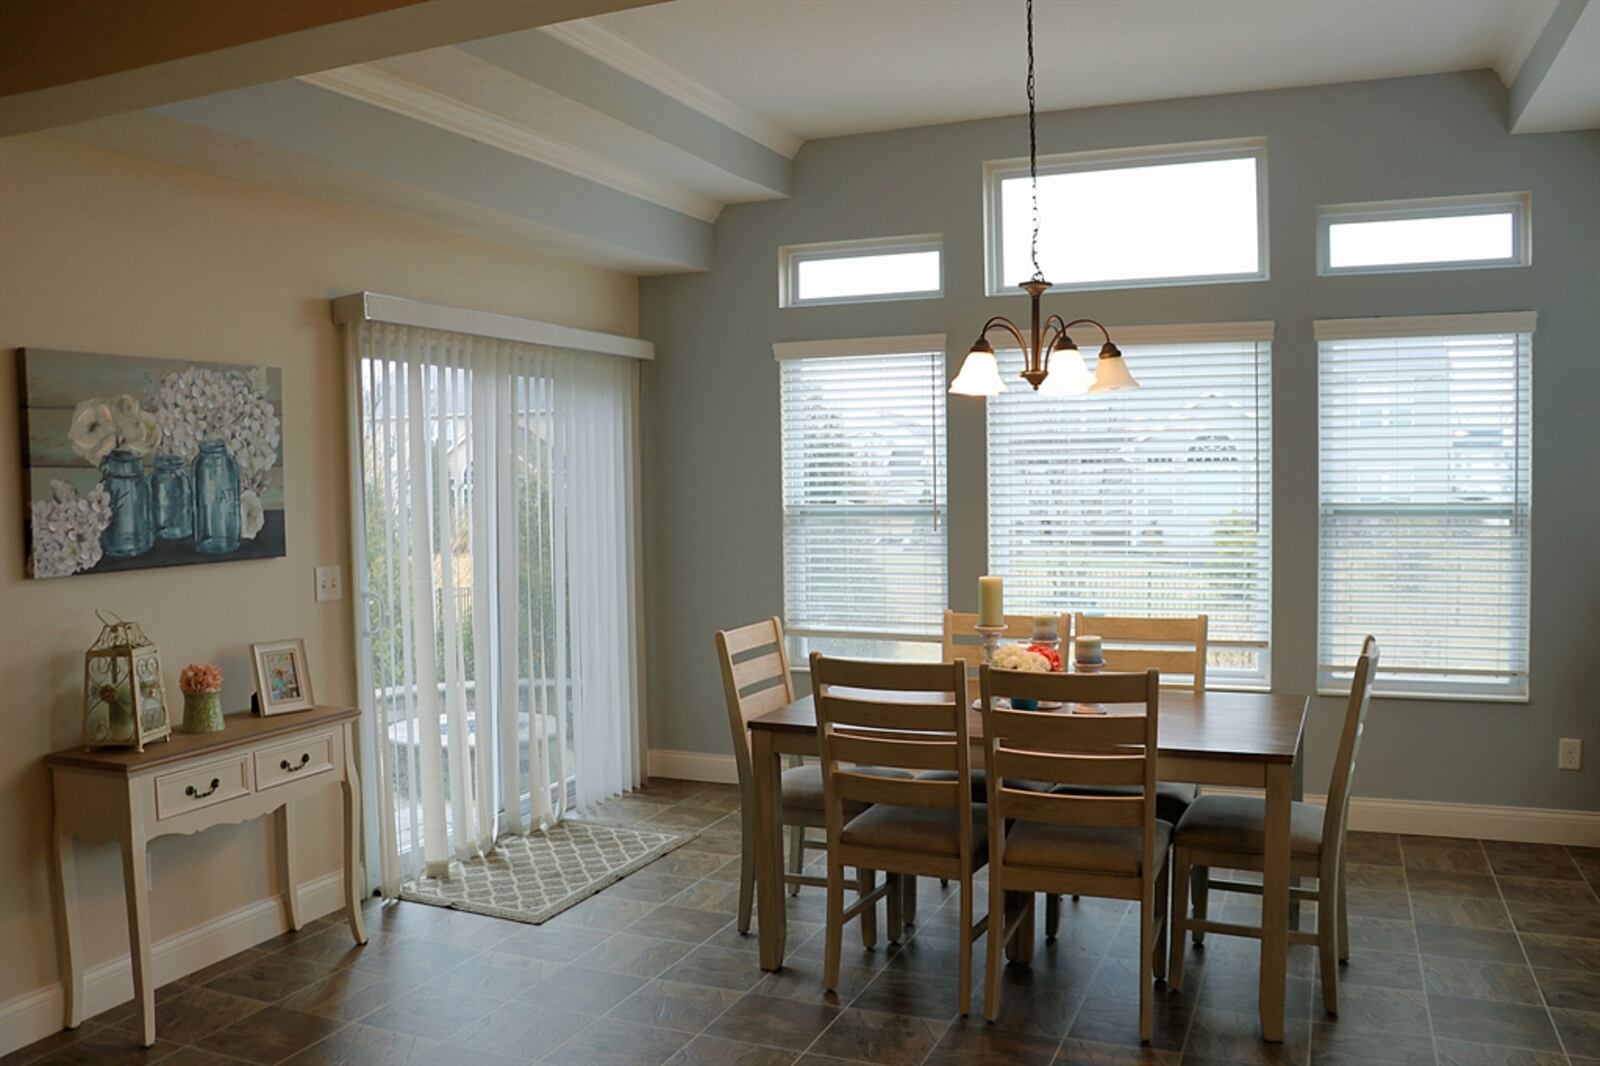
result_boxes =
[591,0,1562,140]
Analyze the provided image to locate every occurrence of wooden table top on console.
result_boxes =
[45,705,359,774]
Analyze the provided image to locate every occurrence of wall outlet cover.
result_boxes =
[315,565,343,602]
[1558,738,1582,771]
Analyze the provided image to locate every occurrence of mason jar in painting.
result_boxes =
[193,439,240,554]
[153,454,194,540]
[99,448,155,558]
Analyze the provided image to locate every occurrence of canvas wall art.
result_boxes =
[20,349,285,578]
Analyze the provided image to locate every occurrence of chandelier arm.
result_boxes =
[1039,315,1070,369]
[1060,317,1115,346]
[979,317,1031,354]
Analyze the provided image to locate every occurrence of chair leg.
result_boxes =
[903,876,918,927]
[857,868,878,949]
[886,873,903,945]
[1167,849,1191,991]
[957,874,974,1015]
[1045,893,1061,940]
[1139,887,1156,1043]
[1319,877,1340,1016]
[1011,893,1036,966]
[736,816,756,935]
[1190,864,1210,946]
[1337,854,1351,963]
[984,867,1006,1021]
[787,825,804,897]
[823,859,844,991]
[1153,861,1170,982]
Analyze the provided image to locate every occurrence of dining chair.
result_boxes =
[1167,636,1380,1015]
[811,652,988,1012]
[715,618,908,941]
[1046,614,1208,936]
[980,665,1171,1041]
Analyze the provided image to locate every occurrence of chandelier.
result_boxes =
[949,0,1138,398]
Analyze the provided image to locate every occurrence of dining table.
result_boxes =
[747,686,1310,1042]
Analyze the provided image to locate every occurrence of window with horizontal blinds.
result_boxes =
[1316,314,1533,700]
[779,342,947,660]
[987,329,1273,686]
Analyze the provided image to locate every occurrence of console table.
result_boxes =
[46,705,368,1047]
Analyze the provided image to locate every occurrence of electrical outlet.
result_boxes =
[1558,738,1582,771]
[315,565,343,602]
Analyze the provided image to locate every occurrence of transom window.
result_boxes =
[986,138,1267,295]
[777,336,948,662]
[1318,193,1531,275]
[780,235,943,308]
[987,323,1274,688]
[1316,312,1534,701]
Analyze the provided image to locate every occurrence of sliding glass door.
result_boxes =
[345,321,642,893]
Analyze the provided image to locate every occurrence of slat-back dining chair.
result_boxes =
[811,653,988,1012]
[1048,614,1208,936]
[716,619,907,941]
[1167,636,1380,1016]
[981,666,1171,1041]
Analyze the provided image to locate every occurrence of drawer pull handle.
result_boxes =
[185,778,221,799]
[281,753,311,773]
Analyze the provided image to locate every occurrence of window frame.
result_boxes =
[984,320,1276,691]
[775,334,949,665]
[983,137,1270,297]
[1316,192,1531,277]
[778,234,944,308]
[1313,311,1535,703]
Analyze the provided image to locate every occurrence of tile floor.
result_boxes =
[6,779,1598,1066]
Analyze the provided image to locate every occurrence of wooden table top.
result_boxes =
[751,690,1308,763]
[45,705,359,775]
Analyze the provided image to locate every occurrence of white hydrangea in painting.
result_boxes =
[29,480,112,578]
[154,366,281,494]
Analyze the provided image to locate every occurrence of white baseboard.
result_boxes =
[646,748,1600,847]
[0,872,346,1057]
[649,748,739,785]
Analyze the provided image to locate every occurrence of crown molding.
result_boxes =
[542,21,804,159]
[300,66,722,223]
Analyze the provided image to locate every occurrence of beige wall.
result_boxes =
[0,137,638,1007]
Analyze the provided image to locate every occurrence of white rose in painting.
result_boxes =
[110,395,163,457]
[68,399,117,463]
[239,489,264,540]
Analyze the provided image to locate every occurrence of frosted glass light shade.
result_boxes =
[1039,347,1093,395]
[1089,350,1140,392]
[949,349,1006,396]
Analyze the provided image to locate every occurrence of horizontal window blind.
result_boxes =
[779,345,947,647]
[1316,317,1532,700]
[988,333,1272,684]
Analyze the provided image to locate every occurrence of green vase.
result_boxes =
[182,690,225,734]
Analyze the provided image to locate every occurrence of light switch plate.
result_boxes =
[315,565,343,602]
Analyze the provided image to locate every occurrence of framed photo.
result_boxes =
[250,639,314,715]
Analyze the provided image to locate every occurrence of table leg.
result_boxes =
[120,825,156,1047]
[342,724,369,945]
[279,801,302,932]
[51,794,82,1029]
[753,728,786,971]
[1259,761,1292,1042]
[1289,734,1305,931]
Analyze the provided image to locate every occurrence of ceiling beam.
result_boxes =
[1510,0,1600,133]
[0,0,664,138]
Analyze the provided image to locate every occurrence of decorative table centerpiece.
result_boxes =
[179,662,226,733]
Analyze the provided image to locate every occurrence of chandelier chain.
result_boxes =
[1027,0,1042,282]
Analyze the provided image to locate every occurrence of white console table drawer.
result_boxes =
[255,730,336,791]
[154,754,251,820]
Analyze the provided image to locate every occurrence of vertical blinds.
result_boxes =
[1316,315,1533,700]
[988,330,1273,682]
[779,345,947,640]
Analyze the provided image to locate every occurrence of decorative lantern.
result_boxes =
[82,610,172,751]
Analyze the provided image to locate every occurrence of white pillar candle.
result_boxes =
[978,576,1004,627]
[1075,634,1103,663]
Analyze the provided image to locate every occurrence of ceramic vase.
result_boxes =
[182,690,225,734]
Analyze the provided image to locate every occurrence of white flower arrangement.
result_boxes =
[68,394,162,463]
[991,644,1051,672]
[153,366,281,496]
[30,479,112,578]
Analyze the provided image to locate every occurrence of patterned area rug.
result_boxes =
[400,820,696,924]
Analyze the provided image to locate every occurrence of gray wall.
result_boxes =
[639,71,1600,812]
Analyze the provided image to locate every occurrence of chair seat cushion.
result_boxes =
[780,763,913,812]
[840,803,989,861]
[1173,794,1325,858]
[919,769,1053,802]
[1051,781,1199,825]
[1003,819,1172,877]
